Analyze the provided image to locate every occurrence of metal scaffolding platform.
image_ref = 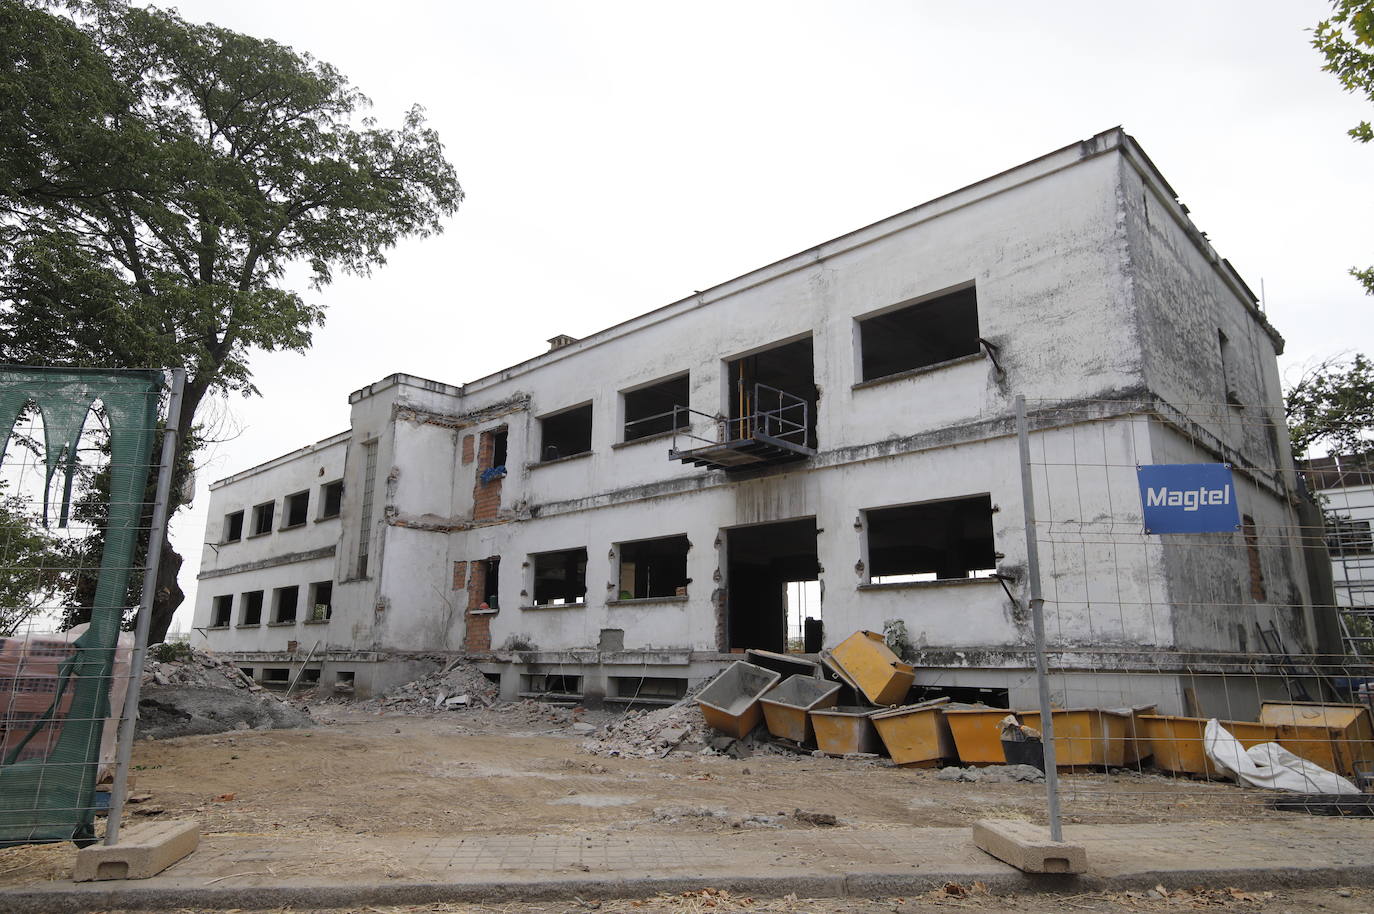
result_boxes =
[668,382,815,471]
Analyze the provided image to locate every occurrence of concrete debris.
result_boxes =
[650,805,784,829]
[937,764,1045,784]
[581,698,711,759]
[792,809,838,826]
[137,647,312,740]
[367,659,500,713]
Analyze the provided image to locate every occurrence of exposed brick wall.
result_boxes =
[461,434,475,465]
[466,561,487,610]
[452,560,468,591]
[464,612,492,652]
[464,559,492,651]
[473,430,503,522]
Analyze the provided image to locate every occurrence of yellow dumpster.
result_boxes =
[871,699,954,767]
[828,630,915,705]
[943,707,1009,765]
[1258,702,1374,779]
[1019,708,1138,768]
[811,706,882,756]
[1139,715,1279,777]
[760,675,841,743]
[696,661,781,739]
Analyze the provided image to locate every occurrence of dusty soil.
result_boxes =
[0,701,1306,890]
[77,885,1374,913]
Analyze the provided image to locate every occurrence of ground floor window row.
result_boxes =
[209,580,335,628]
[463,493,997,621]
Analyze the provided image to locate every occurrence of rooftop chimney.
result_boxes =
[547,334,578,352]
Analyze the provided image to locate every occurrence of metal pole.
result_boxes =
[105,367,186,845]
[1015,394,1063,842]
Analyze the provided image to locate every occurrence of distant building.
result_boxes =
[192,129,1320,715]
[1301,453,1374,653]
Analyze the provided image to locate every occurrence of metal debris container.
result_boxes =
[810,706,882,756]
[1018,707,1143,768]
[695,661,781,739]
[1258,702,1374,779]
[871,698,955,767]
[942,707,1009,765]
[827,630,914,705]
[1139,715,1279,776]
[760,675,841,743]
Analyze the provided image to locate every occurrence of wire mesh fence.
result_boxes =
[0,366,173,848]
[1010,394,1373,829]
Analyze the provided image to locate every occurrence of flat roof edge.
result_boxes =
[208,429,351,489]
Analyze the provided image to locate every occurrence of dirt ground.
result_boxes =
[0,700,1325,893]
[49,885,1374,913]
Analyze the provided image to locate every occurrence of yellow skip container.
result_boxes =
[871,699,955,767]
[827,630,915,706]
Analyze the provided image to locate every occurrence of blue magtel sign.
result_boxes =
[1136,463,1240,534]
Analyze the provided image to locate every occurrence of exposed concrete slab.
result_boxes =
[972,819,1086,875]
[72,819,199,882]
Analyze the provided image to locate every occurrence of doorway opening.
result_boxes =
[725,517,819,652]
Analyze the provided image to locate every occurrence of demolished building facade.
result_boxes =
[193,129,1326,715]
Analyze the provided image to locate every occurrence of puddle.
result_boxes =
[550,794,641,807]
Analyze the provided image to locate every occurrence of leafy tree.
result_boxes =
[1286,353,1374,456]
[1314,0,1374,295]
[0,0,463,640]
[0,484,67,636]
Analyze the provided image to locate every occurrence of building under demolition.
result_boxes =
[192,129,1329,714]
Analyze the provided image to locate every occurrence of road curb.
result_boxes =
[5,864,1374,913]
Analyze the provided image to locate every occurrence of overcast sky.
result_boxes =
[162,0,1373,630]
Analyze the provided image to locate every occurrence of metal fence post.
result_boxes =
[1015,394,1063,842]
[104,367,186,845]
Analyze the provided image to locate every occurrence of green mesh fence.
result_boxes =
[0,366,162,847]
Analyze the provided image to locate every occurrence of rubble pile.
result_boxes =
[368,659,501,713]
[138,646,314,740]
[581,699,709,759]
[143,648,258,692]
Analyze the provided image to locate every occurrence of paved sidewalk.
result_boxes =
[4,819,1374,912]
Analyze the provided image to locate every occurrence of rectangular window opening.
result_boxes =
[524,673,581,695]
[623,374,689,442]
[223,510,244,543]
[490,428,508,469]
[539,404,592,461]
[358,441,378,577]
[1328,516,1374,557]
[283,491,309,528]
[251,501,275,536]
[263,667,290,686]
[482,557,500,608]
[320,480,343,519]
[240,590,264,626]
[532,547,587,606]
[859,286,979,382]
[309,581,333,620]
[301,668,321,684]
[617,534,689,599]
[335,670,355,690]
[211,594,233,628]
[612,676,688,700]
[239,667,254,680]
[273,585,299,623]
[865,494,996,583]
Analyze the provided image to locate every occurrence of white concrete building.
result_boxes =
[1302,454,1374,652]
[193,129,1326,715]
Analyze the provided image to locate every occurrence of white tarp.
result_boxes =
[1203,719,1361,794]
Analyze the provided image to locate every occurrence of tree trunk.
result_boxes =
[144,376,208,644]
